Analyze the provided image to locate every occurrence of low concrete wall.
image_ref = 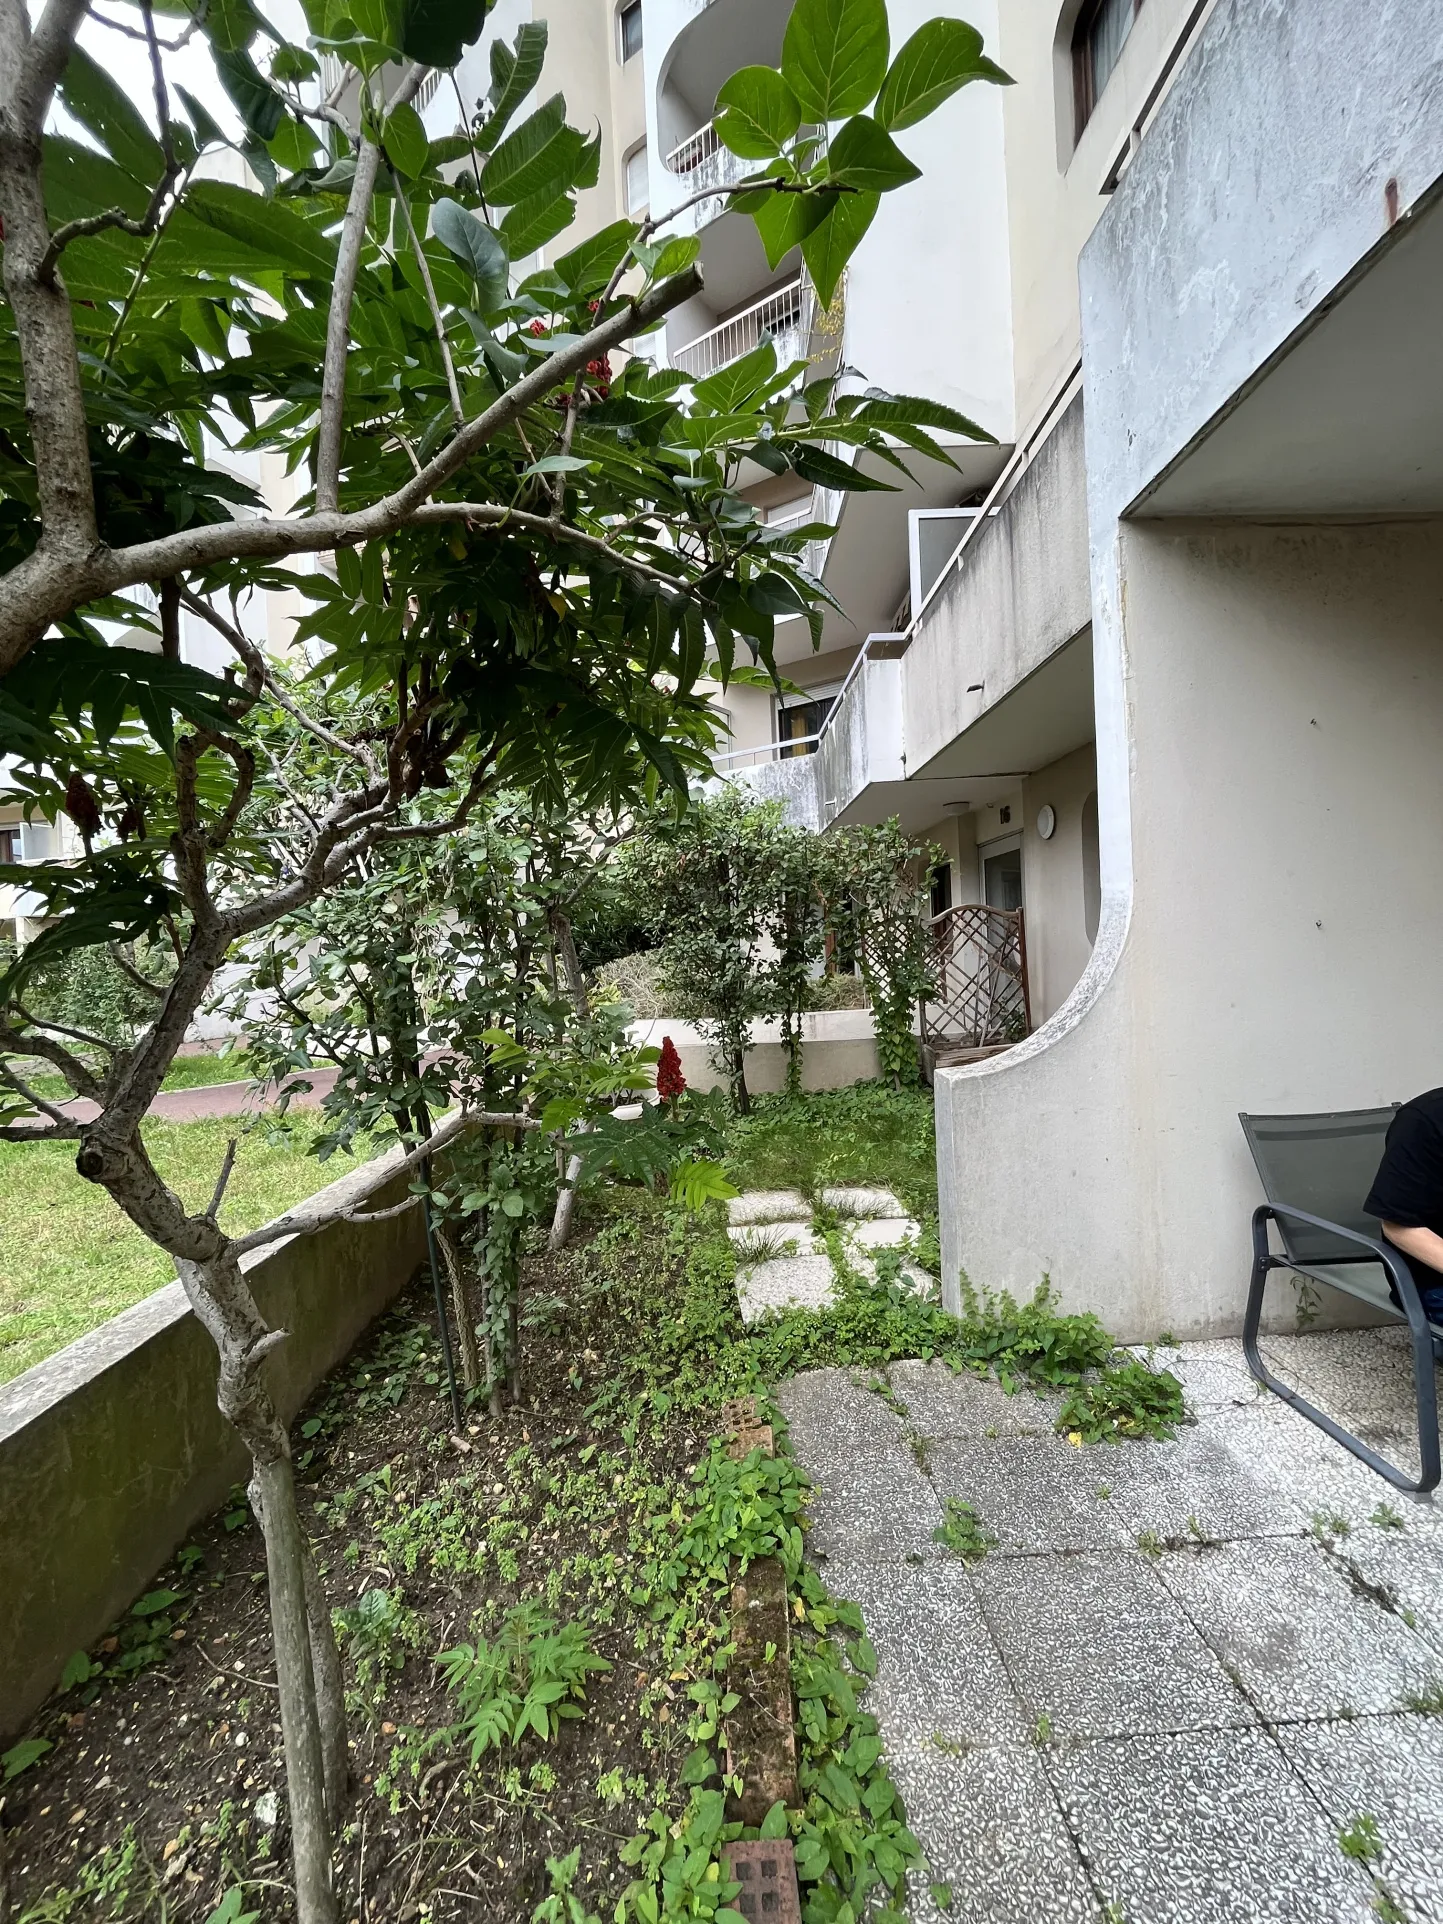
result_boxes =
[628,1009,880,1094]
[0,1149,426,1740]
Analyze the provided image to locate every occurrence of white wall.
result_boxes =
[1021,741,1096,1023]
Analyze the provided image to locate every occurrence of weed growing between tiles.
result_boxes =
[2,1168,1182,1923]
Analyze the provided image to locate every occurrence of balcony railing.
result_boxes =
[673,278,814,381]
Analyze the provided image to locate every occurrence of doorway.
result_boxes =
[979,835,1023,912]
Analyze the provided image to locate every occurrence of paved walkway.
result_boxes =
[54,1066,338,1124]
[731,1193,1443,1923]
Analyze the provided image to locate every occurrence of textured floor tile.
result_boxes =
[778,1370,943,1564]
[1050,1727,1377,1923]
[1127,1339,1269,1410]
[726,1222,807,1254]
[1278,1714,1443,1923]
[1095,1423,1307,1544]
[972,1551,1254,1739]
[727,1189,811,1225]
[926,1435,1131,1555]
[888,1359,1063,1439]
[843,1216,921,1251]
[1197,1398,1441,1537]
[890,1739,1100,1924]
[821,1559,1027,1749]
[1337,1527,1443,1658]
[820,1186,906,1218]
[1155,1536,1443,1720]
[736,1254,836,1324]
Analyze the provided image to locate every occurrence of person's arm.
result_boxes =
[1380,1221,1443,1277]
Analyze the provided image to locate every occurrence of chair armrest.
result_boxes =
[1252,1202,1435,1332]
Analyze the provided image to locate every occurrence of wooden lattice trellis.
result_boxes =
[921,904,1031,1052]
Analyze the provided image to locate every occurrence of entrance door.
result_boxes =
[980,835,1023,911]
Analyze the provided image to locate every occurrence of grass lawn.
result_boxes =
[724,1081,939,1219]
[13,1047,257,1104]
[0,1116,374,1385]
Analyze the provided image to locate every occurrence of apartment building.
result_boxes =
[527,0,1443,1345]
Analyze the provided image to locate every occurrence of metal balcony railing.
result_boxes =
[673,278,814,381]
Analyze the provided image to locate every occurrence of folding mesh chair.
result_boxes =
[1239,1107,1440,1494]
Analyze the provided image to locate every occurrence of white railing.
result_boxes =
[711,734,822,770]
[673,278,814,381]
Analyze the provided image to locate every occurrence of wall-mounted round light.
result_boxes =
[1036,804,1056,841]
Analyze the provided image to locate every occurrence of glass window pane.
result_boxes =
[620,3,643,61]
[1089,0,1135,102]
[625,143,649,214]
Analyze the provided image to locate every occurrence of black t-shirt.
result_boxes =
[1363,1088,1443,1292]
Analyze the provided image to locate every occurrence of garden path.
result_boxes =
[730,1192,1443,1923]
[53,1066,338,1124]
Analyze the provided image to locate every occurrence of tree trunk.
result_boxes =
[76,1129,341,1924]
[435,1220,482,1393]
[547,909,591,1252]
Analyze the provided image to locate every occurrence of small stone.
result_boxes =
[255,1790,280,1828]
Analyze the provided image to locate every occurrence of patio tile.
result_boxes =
[925,1434,1131,1555]
[887,1358,1064,1440]
[726,1222,807,1254]
[819,1186,906,1219]
[821,1558,1028,1749]
[890,1739,1100,1924]
[1049,1727,1377,1923]
[727,1189,811,1225]
[777,1369,943,1564]
[971,1550,1255,1739]
[736,1254,836,1324]
[1277,1714,1443,1923]
[1335,1526,1443,1658]
[1127,1338,1269,1410]
[1154,1535,1443,1721]
[1200,1400,1443,1538]
[842,1216,921,1251]
[1093,1423,1307,1544]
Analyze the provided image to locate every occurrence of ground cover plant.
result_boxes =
[0,1115,373,1383]
[2,1086,1185,1924]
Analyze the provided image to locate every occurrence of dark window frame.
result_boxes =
[618,0,643,62]
[0,827,19,865]
[1072,0,1142,141]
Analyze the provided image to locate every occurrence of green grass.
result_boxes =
[0,1117,374,1385]
[723,1081,938,1218]
[12,1048,256,1103]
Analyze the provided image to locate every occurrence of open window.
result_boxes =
[1072,0,1143,140]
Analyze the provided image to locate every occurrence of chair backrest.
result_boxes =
[1238,1107,1398,1265]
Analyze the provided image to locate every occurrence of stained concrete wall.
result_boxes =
[0,1151,427,1739]
[1020,743,1098,1024]
[939,520,1443,1339]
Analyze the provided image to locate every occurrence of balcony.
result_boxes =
[672,277,815,382]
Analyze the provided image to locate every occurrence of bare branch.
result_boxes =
[316,64,427,511]
[0,1058,79,1128]
[0,1019,104,1102]
[205,1137,239,1219]
[0,267,704,672]
[0,1119,83,1141]
[12,1000,119,1058]
[406,502,691,597]
[110,943,168,1000]
[178,587,367,766]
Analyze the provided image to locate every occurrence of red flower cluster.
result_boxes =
[529,319,546,337]
[656,1035,686,1104]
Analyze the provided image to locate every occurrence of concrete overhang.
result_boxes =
[771,439,1012,666]
[908,628,1095,782]
[825,774,1025,836]
[1128,174,1443,520]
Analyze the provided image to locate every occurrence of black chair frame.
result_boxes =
[1244,1201,1441,1494]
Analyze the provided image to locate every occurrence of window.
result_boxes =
[0,828,18,865]
[929,862,953,921]
[618,1,642,62]
[624,142,649,215]
[1073,0,1142,138]
[777,696,833,758]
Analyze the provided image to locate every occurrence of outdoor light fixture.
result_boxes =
[1037,805,1057,840]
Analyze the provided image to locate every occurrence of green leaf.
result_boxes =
[827,116,920,193]
[853,393,994,444]
[133,1588,184,1617]
[484,20,549,144]
[522,454,592,476]
[553,219,637,296]
[760,1799,790,1839]
[753,186,830,270]
[176,84,224,149]
[2,1737,52,1782]
[930,1882,954,1914]
[60,1651,97,1691]
[499,187,575,260]
[481,95,575,206]
[713,67,802,160]
[58,46,165,183]
[500,1190,527,1217]
[382,101,429,178]
[213,45,286,143]
[431,197,510,309]
[398,0,489,67]
[786,440,893,491]
[669,1159,739,1212]
[782,0,889,123]
[800,187,879,307]
[183,179,337,279]
[876,18,1013,132]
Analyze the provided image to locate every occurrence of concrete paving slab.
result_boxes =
[926,1434,1131,1555]
[736,1254,837,1324]
[1095,1423,1307,1544]
[1277,1714,1443,1924]
[820,1559,1029,1749]
[972,1550,1255,1740]
[820,1186,906,1219]
[1198,1401,1443,1539]
[1336,1527,1443,1657]
[1127,1339,1267,1410]
[887,1358,1064,1439]
[727,1189,812,1225]
[726,1222,805,1257]
[890,1739,1100,1924]
[1154,1536,1443,1721]
[1049,1727,1378,1923]
[777,1370,944,1564]
[843,1216,921,1251]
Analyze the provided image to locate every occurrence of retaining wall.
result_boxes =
[0,1149,426,1740]
[627,1009,880,1093]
